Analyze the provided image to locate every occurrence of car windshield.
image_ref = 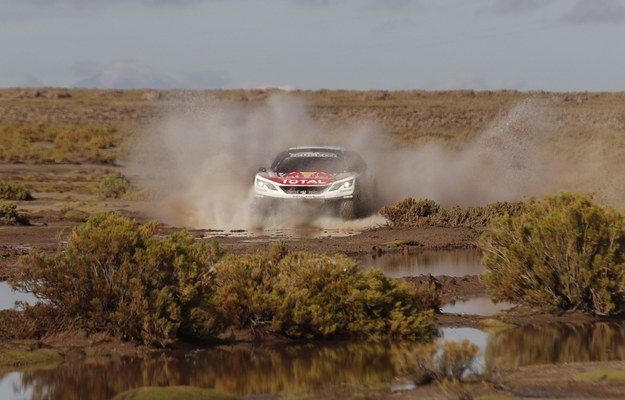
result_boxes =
[274,153,346,174]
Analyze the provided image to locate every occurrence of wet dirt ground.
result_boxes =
[2,202,623,399]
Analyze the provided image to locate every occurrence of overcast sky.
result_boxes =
[1,0,624,91]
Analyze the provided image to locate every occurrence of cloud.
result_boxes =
[481,0,555,14]
[563,0,625,23]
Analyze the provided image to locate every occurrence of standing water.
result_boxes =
[359,248,483,278]
[3,250,625,399]
[1,322,625,399]
[0,282,36,310]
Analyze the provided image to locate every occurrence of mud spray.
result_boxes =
[125,95,625,231]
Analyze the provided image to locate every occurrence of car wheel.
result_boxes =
[339,199,356,220]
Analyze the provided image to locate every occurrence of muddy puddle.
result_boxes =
[3,249,623,399]
[2,322,625,399]
[0,282,36,310]
[202,227,362,240]
[359,248,483,278]
[441,296,515,316]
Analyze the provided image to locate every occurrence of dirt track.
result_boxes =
[0,211,479,274]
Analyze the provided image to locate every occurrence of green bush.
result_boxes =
[213,244,438,340]
[479,193,625,316]
[379,198,440,227]
[63,209,90,222]
[0,201,29,225]
[9,215,438,346]
[98,172,131,199]
[431,201,526,227]
[212,243,286,336]
[0,123,128,164]
[0,180,33,200]
[12,213,223,347]
[380,197,524,228]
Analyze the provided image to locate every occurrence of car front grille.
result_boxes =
[280,185,329,194]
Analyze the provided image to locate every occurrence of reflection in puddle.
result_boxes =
[359,248,483,278]
[483,321,625,369]
[1,342,413,400]
[201,224,364,240]
[2,322,625,399]
[0,282,36,310]
[439,327,488,373]
[441,297,515,316]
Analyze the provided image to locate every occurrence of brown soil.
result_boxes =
[3,88,625,399]
[211,225,481,256]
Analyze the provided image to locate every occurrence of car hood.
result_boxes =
[260,171,354,186]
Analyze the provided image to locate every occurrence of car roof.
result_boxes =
[287,145,345,152]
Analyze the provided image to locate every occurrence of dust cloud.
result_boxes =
[365,99,545,207]
[125,95,624,231]
[368,98,625,208]
[125,94,383,230]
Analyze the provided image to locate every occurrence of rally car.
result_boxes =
[253,146,375,219]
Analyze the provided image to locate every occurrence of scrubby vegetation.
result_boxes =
[380,197,525,228]
[0,122,129,164]
[214,245,437,340]
[10,213,222,347]
[479,193,625,316]
[0,180,33,200]
[6,213,438,346]
[98,172,132,199]
[0,201,29,225]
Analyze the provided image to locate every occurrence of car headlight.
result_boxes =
[256,178,277,191]
[329,179,354,191]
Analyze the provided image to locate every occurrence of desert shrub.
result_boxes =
[0,305,57,340]
[0,180,33,200]
[53,126,123,164]
[380,197,525,228]
[98,172,131,199]
[63,209,90,222]
[431,201,526,227]
[213,244,438,340]
[0,123,127,164]
[379,198,440,227]
[11,213,223,347]
[0,201,29,225]
[9,215,438,346]
[276,257,436,339]
[212,243,286,336]
[479,193,625,316]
